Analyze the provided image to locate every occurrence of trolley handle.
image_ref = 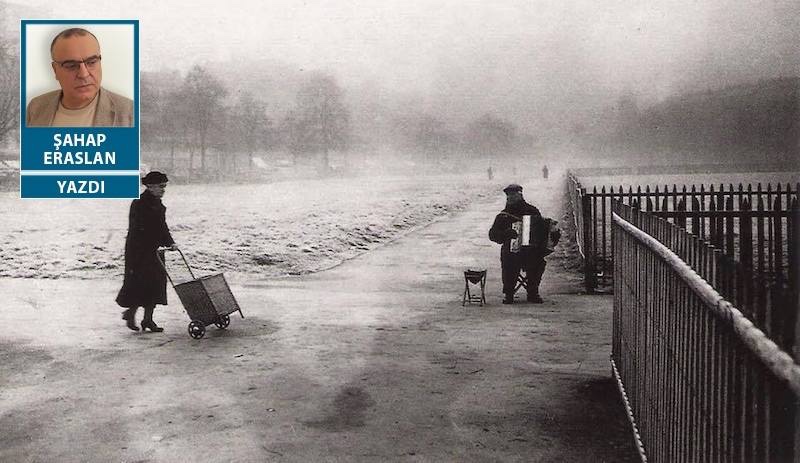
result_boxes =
[157,247,196,285]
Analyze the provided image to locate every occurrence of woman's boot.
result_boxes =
[141,305,164,332]
[121,307,139,331]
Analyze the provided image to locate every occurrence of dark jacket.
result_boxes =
[115,190,175,307]
[489,200,548,259]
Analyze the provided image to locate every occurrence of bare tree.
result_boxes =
[179,66,227,173]
[392,113,458,165]
[231,91,271,171]
[465,114,517,157]
[290,72,350,172]
[0,3,19,145]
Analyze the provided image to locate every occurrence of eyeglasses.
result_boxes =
[52,55,101,72]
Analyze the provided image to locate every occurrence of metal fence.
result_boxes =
[567,172,798,293]
[569,162,800,178]
[612,200,800,462]
[566,172,598,292]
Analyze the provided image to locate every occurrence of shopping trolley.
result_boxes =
[159,248,244,339]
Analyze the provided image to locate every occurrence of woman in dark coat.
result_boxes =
[116,171,177,332]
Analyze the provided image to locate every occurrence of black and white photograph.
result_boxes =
[0,1,798,461]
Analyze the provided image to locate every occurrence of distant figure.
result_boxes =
[542,165,549,179]
[488,183,550,304]
[116,171,178,332]
[487,166,493,180]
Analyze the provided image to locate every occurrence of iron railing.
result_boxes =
[612,200,800,462]
[567,172,798,293]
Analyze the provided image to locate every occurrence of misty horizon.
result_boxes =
[2,0,798,140]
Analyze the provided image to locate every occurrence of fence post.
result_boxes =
[582,193,597,294]
[692,195,701,236]
[792,195,800,463]
[677,198,687,229]
[774,193,784,281]
[740,198,753,270]
[709,192,719,247]
[791,194,799,296]
[725,196,735,257]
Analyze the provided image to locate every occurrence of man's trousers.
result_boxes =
[501,252,546,297]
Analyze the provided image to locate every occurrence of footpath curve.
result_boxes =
[0,177,638,462]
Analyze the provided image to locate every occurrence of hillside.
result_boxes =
[615,77,798,165]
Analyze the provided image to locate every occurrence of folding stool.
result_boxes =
[462,269,487,306]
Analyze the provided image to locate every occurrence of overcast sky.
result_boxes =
[9,0,799,129]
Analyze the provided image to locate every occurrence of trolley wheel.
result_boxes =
[188,321,205,339]
[215,314,231,329]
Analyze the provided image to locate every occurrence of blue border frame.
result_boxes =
[19,19,140,199]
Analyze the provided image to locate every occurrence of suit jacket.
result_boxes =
[26,87,134,127]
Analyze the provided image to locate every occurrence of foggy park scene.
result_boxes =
[0,1,798,461]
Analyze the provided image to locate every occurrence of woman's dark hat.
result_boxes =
[503,183,523,193]
[141,171,168,185]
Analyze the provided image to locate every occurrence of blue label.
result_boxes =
[21,174,140,198]
[21,128,139,170]
[20,19,140,199]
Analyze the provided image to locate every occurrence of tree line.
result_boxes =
[141,66,351,175]
[141,64,522,176]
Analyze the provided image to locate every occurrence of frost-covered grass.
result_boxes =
[1,174,498,281]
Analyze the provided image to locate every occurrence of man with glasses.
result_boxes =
[26,28,133,127]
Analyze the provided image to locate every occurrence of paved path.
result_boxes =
[0,178,638,462]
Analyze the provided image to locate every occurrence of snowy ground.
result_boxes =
[0,173,504,282]
[0,167,642,462]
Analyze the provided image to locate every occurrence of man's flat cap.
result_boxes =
[142,171,169,185]
[503,183,523,193]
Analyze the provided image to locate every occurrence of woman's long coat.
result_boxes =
[115,190,175,308]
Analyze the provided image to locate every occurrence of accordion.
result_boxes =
[510,216,560,254]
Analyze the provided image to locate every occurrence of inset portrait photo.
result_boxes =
[24,23,135,127]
